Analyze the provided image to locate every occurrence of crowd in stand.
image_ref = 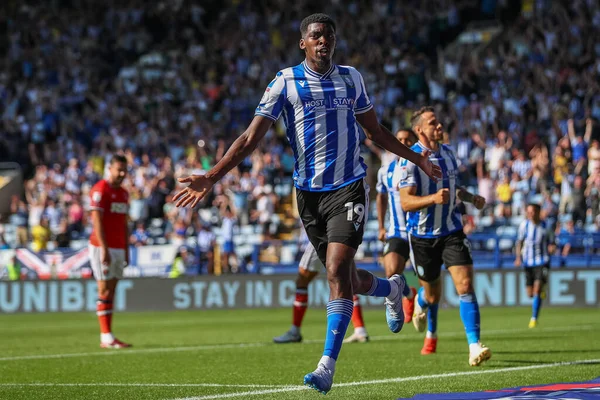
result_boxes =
[0,0,599,267]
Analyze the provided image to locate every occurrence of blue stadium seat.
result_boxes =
[479,216,494,228]
[510,215,525,227]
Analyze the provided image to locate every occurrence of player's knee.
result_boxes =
[454,278,473,295]
[98,289,113,299]
[424,292,439,305]
[296,271,315,286]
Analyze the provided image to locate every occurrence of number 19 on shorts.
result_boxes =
[345,202,365,231]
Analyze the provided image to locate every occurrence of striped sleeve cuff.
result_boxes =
[254,112,278,121]
[354,104,374,114]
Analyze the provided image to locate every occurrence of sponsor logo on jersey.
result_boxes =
[110,202,128,214]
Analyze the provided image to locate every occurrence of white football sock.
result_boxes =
[386,279,399,300]
[101,332,115,343]
[354,327,367,336]
[319,355,336,372]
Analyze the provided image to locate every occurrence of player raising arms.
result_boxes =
[88,154,132,348]
[514,203,555,328]
[398,107,491,366]
[376,129,418,321]
[273,240,371,345]
[173,14,441,394]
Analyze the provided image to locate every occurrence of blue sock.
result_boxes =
[365,274,391,297]
[459,292,481,345]
[417,287,430,310]
[401,276,410,297]
[323,299,353,360]
[427,304,439,334]
[532,295,541,319]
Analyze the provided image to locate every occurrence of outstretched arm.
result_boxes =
[174,116,273,208]
[207,116,273,182]
[356,109,442,180]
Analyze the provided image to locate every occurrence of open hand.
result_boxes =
[418,151,442,182]
[173,175,215,208]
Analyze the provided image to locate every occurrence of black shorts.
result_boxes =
[296,179,368,265]
[409,230,473,282]
[525,264,550,287]
[383,237,410,260]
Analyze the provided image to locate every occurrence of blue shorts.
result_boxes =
[222,241,234,253]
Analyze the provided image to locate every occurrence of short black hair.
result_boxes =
[527,203,541,212]
[110,154,128,165]
[410,106,435,128]
[300,13,336,37]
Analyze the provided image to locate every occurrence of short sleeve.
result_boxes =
[398,160,417,188]
[352,69,373,114]
[376,166,387,194]
[255,71,287,121]
[89,185,106,211]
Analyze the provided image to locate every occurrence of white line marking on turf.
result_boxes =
[173,359,600,400]
[0,324,594,362]
[0,383,286,388]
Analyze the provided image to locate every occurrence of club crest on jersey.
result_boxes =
[341,75,355,87]
[399,167,408,180]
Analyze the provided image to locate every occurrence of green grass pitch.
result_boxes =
[0,307,598,399]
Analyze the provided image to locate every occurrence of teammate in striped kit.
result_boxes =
[174,14,441,394]
[514,203,555,328]
[398,106,491,366]
[376,129,418,322]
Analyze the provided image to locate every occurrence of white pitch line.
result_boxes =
[173,359,600,400]
[0,383,286,388]
[0,324,594,362]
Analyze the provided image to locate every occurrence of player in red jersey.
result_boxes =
[88,154,132,349]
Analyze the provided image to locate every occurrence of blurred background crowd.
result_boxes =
[1,0,599,273]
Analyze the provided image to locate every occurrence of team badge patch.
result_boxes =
[399,167,408,180]
[342,75,355,88]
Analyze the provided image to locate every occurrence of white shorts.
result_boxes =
[89,245,126,281]
[299,244,324,273]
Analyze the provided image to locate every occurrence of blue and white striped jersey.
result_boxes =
[376,159,408,240]
[255,60,372,191]
[517,220,551,267]
[399,142,463,238]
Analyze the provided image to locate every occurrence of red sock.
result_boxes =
[351,295,365,328]
[96,296,113,334]
[292,288,308,327]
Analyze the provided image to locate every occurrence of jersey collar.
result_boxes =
[417,141,441,155]
[302,60,336,80]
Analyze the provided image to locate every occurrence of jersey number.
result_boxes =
[345,202,365,223]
